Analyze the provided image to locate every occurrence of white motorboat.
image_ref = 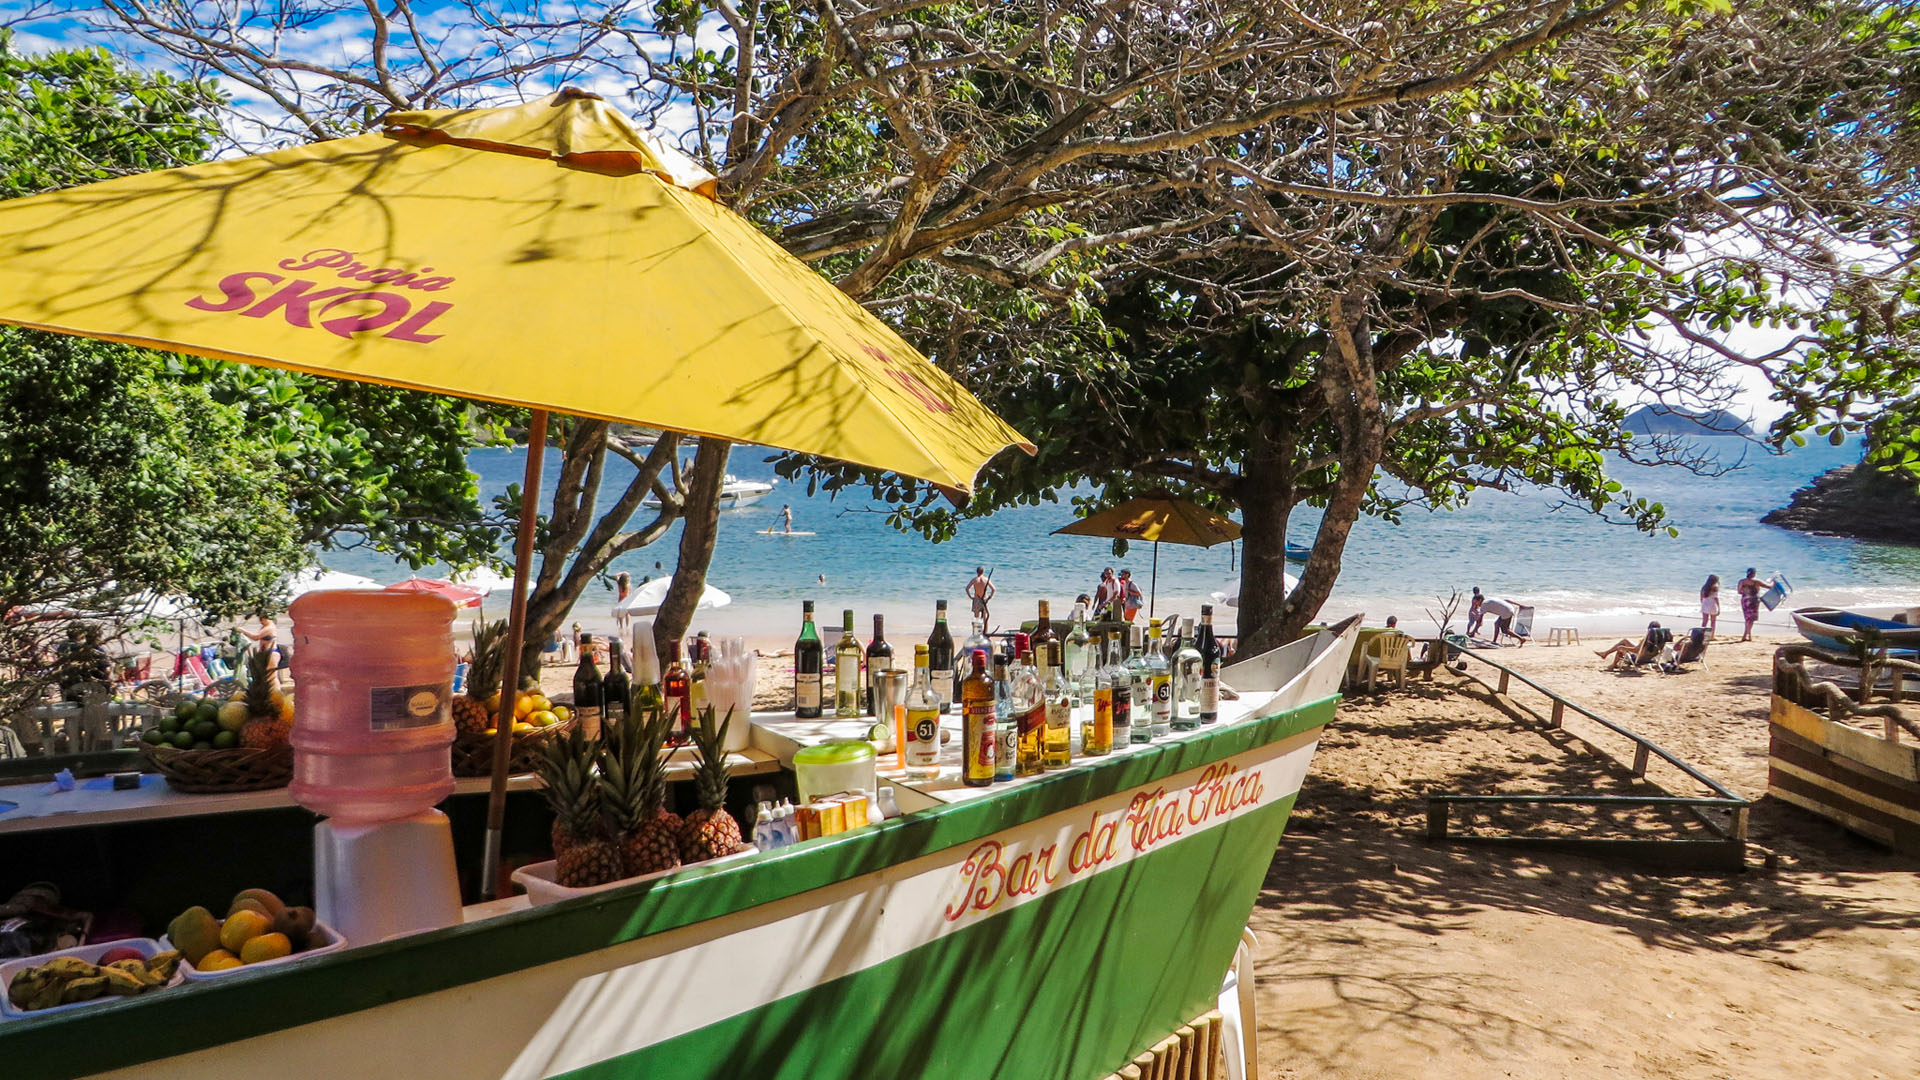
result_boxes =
[644,474,774,510]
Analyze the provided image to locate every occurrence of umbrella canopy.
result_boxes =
[386,577,484,609]
[449,567,514,595]
[1053,493,1242,618]
[614,576,731,618]
[284,568,381,598]
[0,90,1030,492]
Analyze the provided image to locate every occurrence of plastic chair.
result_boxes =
[1361,631,1410,691]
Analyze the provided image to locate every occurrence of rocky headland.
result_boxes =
[1762,463,1920,545]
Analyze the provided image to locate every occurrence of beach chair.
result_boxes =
[1659,628,1710,674]
[183,652,215,690]
[1512,606,1535,643]
[1361,631,1410,692]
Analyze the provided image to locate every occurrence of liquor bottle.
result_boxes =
[992,656,1016,782]
[1107,631,1133,748]
[689,630,712,720]
[1196,603,1222,723]
[662,639,691,740]
[904,644,941,780]
[572,634,604,738]
[603,638,631,724]
[960,648,995,787]
[1085,632,1114,757]
[1013,651,1046,777]
[794,601,823,718]
[1171,622,1202,730]
[928,599,956,714]
[1146,618,1172,739]
[960,618,990,683]
[1043,642,1072,770]
[834,609,863,719]
[1030,600,1059,683]
[1063,602,1092,705]
[1125,624,1151,744]
[865,614,893,716]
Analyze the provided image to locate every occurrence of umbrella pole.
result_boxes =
[1149,541,1159,619]
[480,409,548,901]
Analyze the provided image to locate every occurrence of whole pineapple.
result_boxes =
[454,620,505,736]
[238,647,292,750]
[536,725,621,887]
[600,707,680,877]
[677,707,743,862]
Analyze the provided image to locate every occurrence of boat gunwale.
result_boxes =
[2,692,1339,1078]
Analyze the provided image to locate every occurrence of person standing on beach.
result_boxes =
[1118,570,1145,623]
[612,571,633,647]
[1736,568,1765,641]
[1093,568,1119,619]
[1699,574,1721,634]
[966,566,995,628]
[1466,587,1486,637]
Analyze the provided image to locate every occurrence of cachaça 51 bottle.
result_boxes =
[927,599,955,714]
[1086,632,1114,757]
[793,601,823,719]
[834,609,863,719]
[1146,618,1172,739]
[1042,642,1073,769]
[960,648,995,787]
[904,644,942,781]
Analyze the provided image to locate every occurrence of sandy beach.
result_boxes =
[1254,633,1920,1079]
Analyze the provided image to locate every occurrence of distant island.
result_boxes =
[1622,404,1754,436]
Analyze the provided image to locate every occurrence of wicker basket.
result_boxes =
[450,717,575,778]
[140,743,293,793]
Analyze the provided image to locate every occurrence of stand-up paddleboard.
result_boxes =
[759,529,816,536]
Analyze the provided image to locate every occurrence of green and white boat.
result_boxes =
[2,621,1354,1080]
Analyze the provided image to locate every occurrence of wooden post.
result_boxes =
[1175,1025,1196,1080]
[480,408,547,900]
[1205,1011,1225,1080]
[1730,804,1749,841]
[1497,670,1511,695]
[1549,700,1564,729]
[1632,743,1650,777]
[1426,800,1449,840]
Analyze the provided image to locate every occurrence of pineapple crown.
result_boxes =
[689,706,733,811]
[598,706,672,829]
[244,647,275,715]
[535,723,605,835]
[466,619,505,701]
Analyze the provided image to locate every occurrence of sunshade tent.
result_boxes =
[615,576,731,618]
[386,577,484,609]
[0,89,1030,894]
[1053,493,1242,617]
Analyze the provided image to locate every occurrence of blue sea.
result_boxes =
[324,436,1920,639]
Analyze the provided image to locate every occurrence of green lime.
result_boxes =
[195,702,219,725]
[142,729,167,746]
[156,715,180,734]
[174,700,196,720]
[212,730,237,749]
[191,740,213,751]
[171,731,194,749]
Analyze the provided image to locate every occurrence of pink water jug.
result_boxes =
[289,590,457,822]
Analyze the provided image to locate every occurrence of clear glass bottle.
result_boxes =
[1043,642,1072,770]
[1125,624,1152,744]
[927,600,955,715]
[689,630,711,720]
[834,609,863,719]
[1030,600,1059,683]
[1107,631,1133,748]
[1171,621,1203,730]
[991,655,1016,782]
[1196,603,1222,723]
[1063,602,1093,705]
[960,649,994,787]
[1146,618,1172,739]
[662,639,691,742]
[960,618,990,683]
[1086,632,1114,756]
[794,601,822,719]
[904,644,941,780]
[1013,650,1045,777]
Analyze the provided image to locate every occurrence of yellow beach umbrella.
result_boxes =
[0,89,1031,892]
[1053,493,1241,617]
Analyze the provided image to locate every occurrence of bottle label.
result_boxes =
[1046,700,1071,735]
[1093,690,1113,745]
[905,707,940,768]
[369,682,450,732]
[932,669,954,705]
[1201,678,1219,713]
[1020,702,1048,737]
[1151,674,1172,721]
[795,673,821,711]
[965,702,995,780]
[997,722,1017,776]
[1111,686,1131,737]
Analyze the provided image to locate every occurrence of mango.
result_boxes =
[166,905,222,965]
[219,908,273,953]
[194,949,242,972]
[239,932,292,964]
[228,887,287,922]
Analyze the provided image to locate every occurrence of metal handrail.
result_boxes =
[1442,635,1748,806]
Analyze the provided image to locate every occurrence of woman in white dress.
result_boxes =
[1699,574,1721,633]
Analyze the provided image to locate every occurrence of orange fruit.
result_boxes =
[551,705,571,723]
[219,908,273,953]
[529,695,552,713]
[196,948,242,971]
[513,695,533,719]
[239,932,293,964]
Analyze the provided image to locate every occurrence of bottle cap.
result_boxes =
[971,648,987,666]
[936,599,947,610]
[803,600,814,612]
[1201,603,1213,615]
[915,643,930,657]
[1014,631,1030,656]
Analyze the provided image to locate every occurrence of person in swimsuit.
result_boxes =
[1736,568,1765,641]
[1699,574,1720,633]
[966,566,995,627]
[1465,587,1486,637]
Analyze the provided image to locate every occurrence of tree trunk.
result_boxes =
[1234,443,1295,655]
[653,439,731,668]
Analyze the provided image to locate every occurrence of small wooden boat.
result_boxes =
[1,624,1358,1080]
[1789,605,1920,653]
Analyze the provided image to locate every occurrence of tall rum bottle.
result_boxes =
[960,649,995,787]
[1029,600,1059,682]
[1085,632,1114,757]
[927,600,955,714]
[1043,642,1073,770]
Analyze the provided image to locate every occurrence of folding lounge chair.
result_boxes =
[1660,628,1709,674]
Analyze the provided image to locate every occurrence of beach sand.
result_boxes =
[1255,633,1920,1079]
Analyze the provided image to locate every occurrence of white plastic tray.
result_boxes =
[512,847,757,907]
[0,938,180,1020]
[164,920,347,980]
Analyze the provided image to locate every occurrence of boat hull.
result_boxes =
[1790,606,1920,653]
[10,629,1354,1080]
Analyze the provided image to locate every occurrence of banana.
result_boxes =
[41,956,100,979]
[144,951,182,981]
[7,968,49,1008]
[59,975,109,1003]
[99,965,148,995]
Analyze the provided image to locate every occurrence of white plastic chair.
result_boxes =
[1361,631,1410,691]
